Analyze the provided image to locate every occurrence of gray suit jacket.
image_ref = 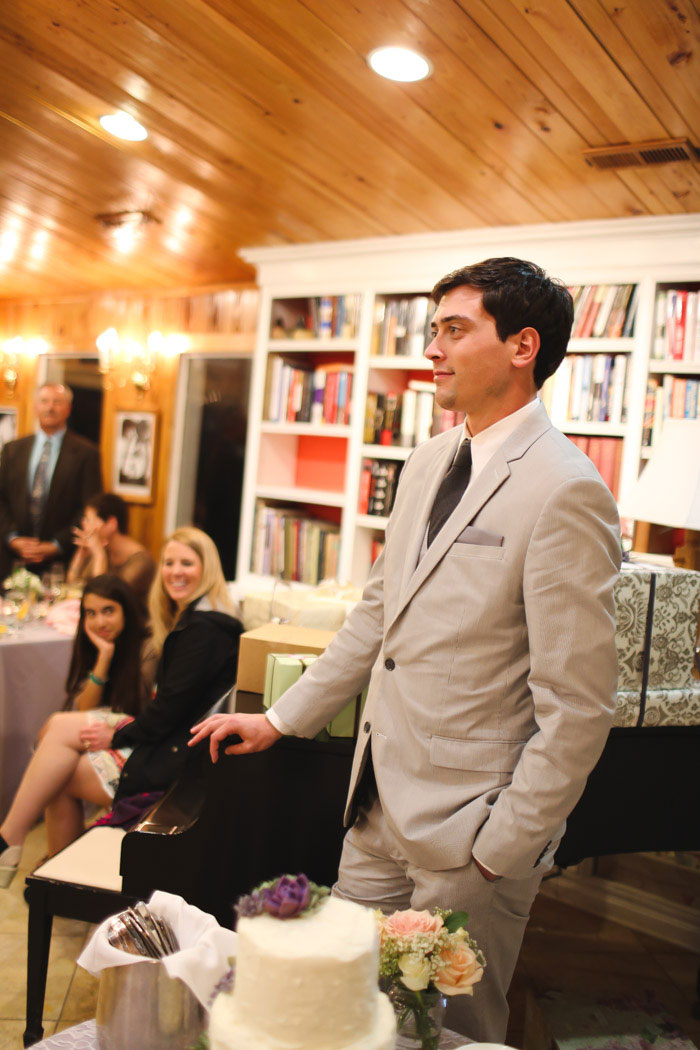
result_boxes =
[273,401,621,880]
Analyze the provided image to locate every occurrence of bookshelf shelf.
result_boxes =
[238,215,700,585]
[557,422,627,437]
[567,338,634,354]
[254,485,346,507]
[268,339,358,353]
[369,357,433,370]
[260,422,351,437]
[356,514,389,530]
[362,444,413,460]
[648,361,700,375]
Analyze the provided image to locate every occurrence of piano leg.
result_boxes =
[24,879,53,1048]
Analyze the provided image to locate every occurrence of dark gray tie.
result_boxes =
[427,440,472,547]
[29,439,51,535]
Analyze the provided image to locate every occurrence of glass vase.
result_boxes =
[384,980,447,1050]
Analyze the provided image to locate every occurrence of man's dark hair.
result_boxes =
[430,257,574,389]
[86,491,129,534]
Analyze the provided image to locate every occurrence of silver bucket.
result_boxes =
[96,958,205,1050]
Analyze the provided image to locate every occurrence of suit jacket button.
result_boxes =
[171,746,178,753]
[363,721,371,733]
[384,657,395,670]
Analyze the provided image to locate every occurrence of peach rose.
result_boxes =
[433,943,484,996]
[383,909,444,938]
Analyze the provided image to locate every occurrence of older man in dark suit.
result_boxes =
[0,383,102,578]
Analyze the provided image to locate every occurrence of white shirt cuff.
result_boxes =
[266,708,295,736]
[472,853,499,878]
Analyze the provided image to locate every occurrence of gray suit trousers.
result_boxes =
[334,796,544,1042]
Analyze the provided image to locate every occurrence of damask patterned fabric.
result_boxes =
[614,687,700,727]
[613,563,700,727]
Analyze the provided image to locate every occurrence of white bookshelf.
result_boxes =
[237,215,700,587]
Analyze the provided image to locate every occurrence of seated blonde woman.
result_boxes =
[0,528,242,887]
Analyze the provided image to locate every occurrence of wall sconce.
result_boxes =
[0,337,47,396]
[96,328,187,396]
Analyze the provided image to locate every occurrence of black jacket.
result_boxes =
[112,601,243,802]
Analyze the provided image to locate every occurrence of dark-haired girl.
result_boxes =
[0,574,156,884]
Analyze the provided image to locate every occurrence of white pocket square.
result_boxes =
[454,526,504,547]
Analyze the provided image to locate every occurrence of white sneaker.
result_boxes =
[0,845,22,888]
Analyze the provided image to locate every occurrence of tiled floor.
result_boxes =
[0,824,698,1049]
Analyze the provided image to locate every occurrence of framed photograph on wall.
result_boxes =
[0,408,18,454]
[113,410,157,502]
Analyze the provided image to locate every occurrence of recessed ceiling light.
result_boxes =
[367,46,432,82]
[99,111,148,141]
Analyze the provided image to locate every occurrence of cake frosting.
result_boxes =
[209,895,395,1050]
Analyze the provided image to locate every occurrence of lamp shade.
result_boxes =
[618,418,700,530]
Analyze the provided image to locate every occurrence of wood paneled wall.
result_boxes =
[0,284,259,557]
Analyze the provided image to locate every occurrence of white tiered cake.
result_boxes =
[209,895,396,1050]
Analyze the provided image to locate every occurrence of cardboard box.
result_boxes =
[236,622,336,694]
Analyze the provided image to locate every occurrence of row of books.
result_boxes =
[364,382,466,447]
[566,435,623,499]
[250,506,340,584]
[265,358,354,425]
[269,295,360,340]
[370,295,432,357]
[568,284,638,340]
[652,289,700,362]
[542,353,629,424]
[642,375,700,447]
[358,459,403,518]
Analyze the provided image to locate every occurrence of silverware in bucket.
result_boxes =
[97,902,203,1050]
[96,958,204,1050]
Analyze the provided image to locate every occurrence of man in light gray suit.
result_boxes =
[191,258,621,1039]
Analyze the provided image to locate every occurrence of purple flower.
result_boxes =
[235,889,265,919]
[262,874,311,918]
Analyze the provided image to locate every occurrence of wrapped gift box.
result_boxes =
[615,686,700,728]
[615,562,700,692]
[263,651,367,738]
[236,622,336,693]
[236,580,361,632]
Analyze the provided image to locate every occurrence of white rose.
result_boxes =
[398,953,431,991]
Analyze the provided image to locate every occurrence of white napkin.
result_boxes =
[46,597,81,635]
[78,890,237,1009]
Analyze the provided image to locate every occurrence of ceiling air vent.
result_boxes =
[582,138,698,170]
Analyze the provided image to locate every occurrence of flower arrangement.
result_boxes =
[376,907,485,1049]
[235,873,330,920]
[3,567,43,595]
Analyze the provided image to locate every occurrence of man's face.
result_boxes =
[425,286,518,423]
[35,386,71,434]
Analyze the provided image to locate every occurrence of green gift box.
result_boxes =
[263,652,367,739]
[263,652,318,709]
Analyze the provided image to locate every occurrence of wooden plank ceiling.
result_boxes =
[0,0,698,297]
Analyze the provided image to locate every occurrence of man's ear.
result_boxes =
[512,327,540,371]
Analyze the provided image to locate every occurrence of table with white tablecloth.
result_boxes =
[0,622,74,822]
[29,1018,471,1048]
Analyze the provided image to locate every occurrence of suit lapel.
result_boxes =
[14,437,34,523]
[389,402,552,631]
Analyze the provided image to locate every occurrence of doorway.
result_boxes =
[171,356,251,578]
[41,355,103,446]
